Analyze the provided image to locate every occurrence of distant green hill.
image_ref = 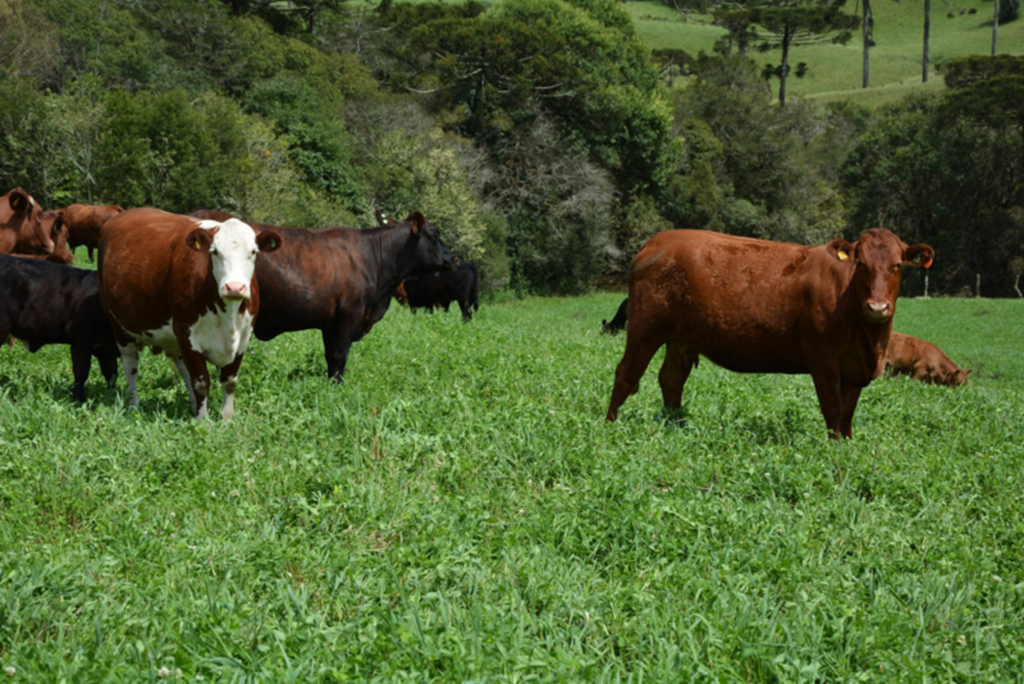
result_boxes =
[628,0,1024,106]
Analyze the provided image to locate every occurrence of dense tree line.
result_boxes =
[0,0,1021,296]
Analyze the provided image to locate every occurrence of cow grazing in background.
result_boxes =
[601,298,628,334]
[62,203,124,261]
[98,208,282,420]
[190,208,453,381]
[1,188,54,257]
[401,262,480,320]
[885,332,970,387]
[606,228,935,439]
[0,254,119,401]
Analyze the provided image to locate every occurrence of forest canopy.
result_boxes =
[1,0,1021,296]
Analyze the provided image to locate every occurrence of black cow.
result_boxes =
[190,209,454,380]
[402,262,480,320]
[0,254,119,401]
[601,298,628,334]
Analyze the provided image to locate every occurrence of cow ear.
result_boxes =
[7,188,29,214]
[52,210,65,237]
[827,238,856,263]
[903,243,935,269]
[186,228,213,252]
[406,211,427,235]
[256,230,283,253]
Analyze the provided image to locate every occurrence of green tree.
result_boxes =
[750,1,859,108]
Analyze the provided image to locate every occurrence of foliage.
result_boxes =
[1,295,1023,679]
[842,86,1024,296]
[0,0,58,82]
[666,55,864,245]
[750,1,860,107]
[1000,0,1019,24]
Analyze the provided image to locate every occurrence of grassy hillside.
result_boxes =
[1,294,1023,679]
[628,0,1024,106]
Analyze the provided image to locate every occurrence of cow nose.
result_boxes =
[864,301,891,321]
[223,281,249,299]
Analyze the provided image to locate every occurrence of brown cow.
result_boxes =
[606,228,935,439]
[98,208,282,420]
[1,188,54,256]
[13,210,73,265]
[62,203,124,261]
[885,332,970,387]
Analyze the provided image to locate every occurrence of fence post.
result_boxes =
[924,274,929,298]
[976,273,981,298]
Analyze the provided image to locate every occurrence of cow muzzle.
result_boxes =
[222,282,250,300]
[863,301,892,323]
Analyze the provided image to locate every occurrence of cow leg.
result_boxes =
[810,370,845,440]
[180,349,211,419]
[606,335,663,422]
[98,352,119,389]
[838,382,862,439]
[218,355,244,422]
[658,340,696,411]
[70,344,92,402]
[170,353,198,415]
[118,342,141,408]
[87,246,95,262]
[457,298,472,321]
[322,327,353,383]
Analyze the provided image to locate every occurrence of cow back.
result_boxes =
[99,208,216,338]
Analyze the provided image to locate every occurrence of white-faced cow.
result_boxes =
[1,188,55,257]
[190,209,454,381]
[606,228,935,439]
[98,208,282,420]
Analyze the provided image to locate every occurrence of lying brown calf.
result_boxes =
[884,332,970,386]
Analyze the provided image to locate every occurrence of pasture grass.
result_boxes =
[627,0,1024,107]
[1,293,1023,680]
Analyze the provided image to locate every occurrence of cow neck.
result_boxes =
[374,224,416,293]
[852,303,893,384]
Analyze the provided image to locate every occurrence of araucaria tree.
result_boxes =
[751,1,859,108]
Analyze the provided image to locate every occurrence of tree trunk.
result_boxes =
[922,0,930,83]
[992,0,999,55]
[779,30,790,108]
[862,0,871,88]
[308,6,317,35]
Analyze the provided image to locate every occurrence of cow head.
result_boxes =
[399,211,455,272]
[3,188,54,255]
[187,219,283,300]
[947,368,971,387]
[41,210,74,265]
[829,228,934,325]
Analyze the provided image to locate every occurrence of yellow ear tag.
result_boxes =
[195,237,202,249]
[837,250,848,261]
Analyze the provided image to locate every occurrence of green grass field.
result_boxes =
[1,292,1023,680]
[628,0,1024,106]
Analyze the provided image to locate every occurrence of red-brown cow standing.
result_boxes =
[62,203,124,261]
[884,332,970,387]
[98,208,282,420]
[606,228,935,439]
[1,188,54,257]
